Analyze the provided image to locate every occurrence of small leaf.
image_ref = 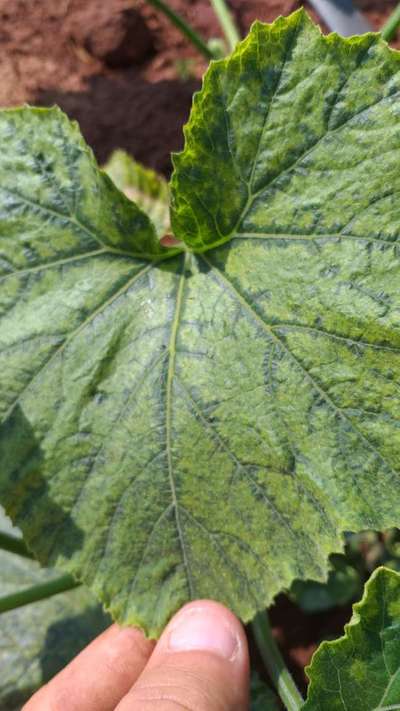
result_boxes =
[104,150,170,238]
[1,12,400,638]
[0,508,109,709]
[303,567,400,710]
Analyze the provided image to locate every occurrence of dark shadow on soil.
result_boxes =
[39,604,111,681]
[0,405,110,709]
[36,72,200,175]
[0,605,110,711]
[0,405,84,564]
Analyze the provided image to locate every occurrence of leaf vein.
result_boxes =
[201,254,400,487]
[125,503,174,607]
[0,262,154,425]
[0,185,106,250]
[0,249,107,284]
[247,18,302,192]
[177,377,327,568]
[68,349,168,521]
[235,232,400,246]
[245,87,400,209]
[271,323,400,355]
[165,254,194,599]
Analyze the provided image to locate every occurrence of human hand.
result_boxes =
[24,600,250,710]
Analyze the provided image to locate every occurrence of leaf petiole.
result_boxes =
[209,0,241,51]
[0,531,34,560]
[251,611,304,711]
[0,574,81,614]
[145,0,215,60]
[381,3,400,42]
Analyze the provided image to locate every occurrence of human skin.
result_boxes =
[23,599,250,711]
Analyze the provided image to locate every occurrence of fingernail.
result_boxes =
[168,606,239,660]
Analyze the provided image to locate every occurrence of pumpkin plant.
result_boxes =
[1,9,400,709]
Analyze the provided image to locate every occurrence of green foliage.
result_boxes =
[291,555,362,613]
[1,10,400,640]
[0,509,109,709]
[104,150,170,238]
[172,10,400,251]
[303,567,400,710]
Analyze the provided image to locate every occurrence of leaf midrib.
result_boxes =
[165,252,194,598]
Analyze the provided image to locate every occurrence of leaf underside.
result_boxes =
[304,567,400,710]
[1,10,400,636]
[103,150,170,238]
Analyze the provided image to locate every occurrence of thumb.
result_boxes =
[115,600,250,711]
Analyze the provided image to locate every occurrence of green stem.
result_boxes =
[145,0,215,60]
[381,3,400,42]
[209,0,241,51]
[251,611,304,711]
[0,574,81,614]
[0,531,34,560]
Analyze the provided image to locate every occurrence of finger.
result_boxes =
[116,600,250,711]
[23,623,155,711]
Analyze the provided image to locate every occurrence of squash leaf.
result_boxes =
[0,509,109,709]
[303,567,400,710]
[172,10,400,252]
[1,11,400,637]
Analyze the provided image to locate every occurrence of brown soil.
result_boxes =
[0,0,398,686]
[267,595,352,693]
[0,0,398,173]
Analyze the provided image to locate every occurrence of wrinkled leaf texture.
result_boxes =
[304,567,400,710]
[1,10,400,636]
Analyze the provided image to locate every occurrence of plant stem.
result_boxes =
[251,611,304,711]
[0,531,34,559]
[145,0,215,60]
[381,3,400,42]
[209,0,241,51]
[0,574,81,614]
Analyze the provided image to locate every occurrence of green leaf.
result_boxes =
[0,508,109,710]
[104,150,170,238]
[171,10,400,251]
[1,11,400,638]
[250,672,280,710]
[0,107,171,262]
[303,567,400,710]
[291,555,362,613]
